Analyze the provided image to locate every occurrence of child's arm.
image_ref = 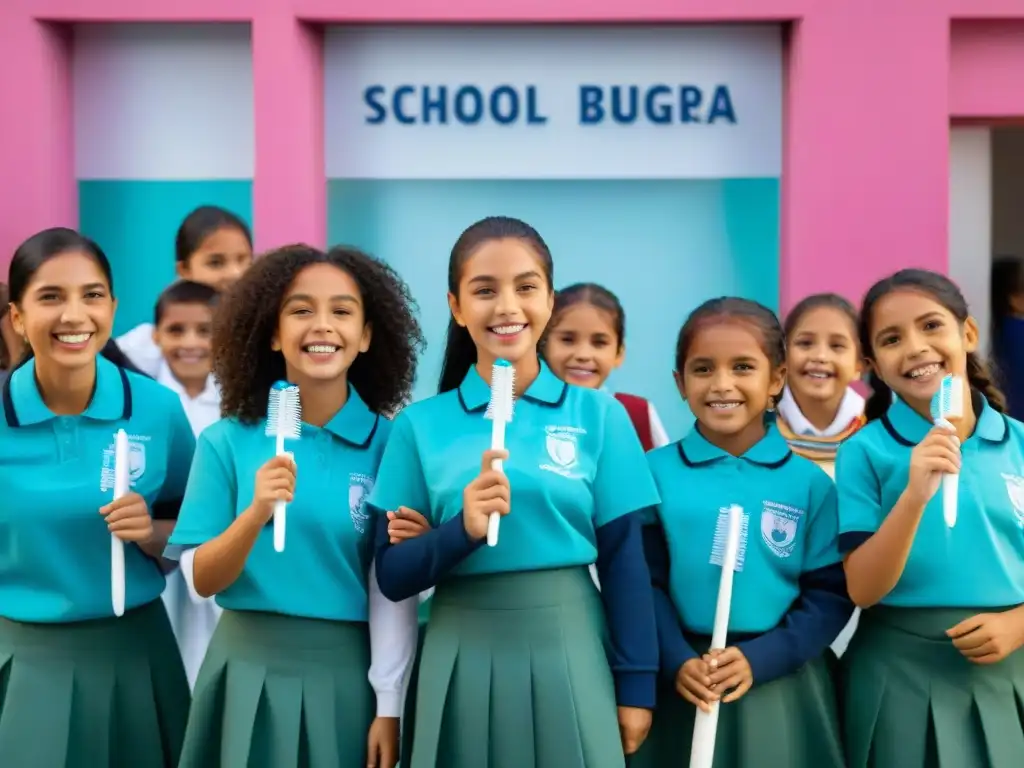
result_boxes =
[839,427,957,606]
[735,479,854,687]
[596,510,660,709]
[641,515,699,679]
[367,561,418,717]
[372,511,483,601]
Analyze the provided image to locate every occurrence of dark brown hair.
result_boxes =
[214,244,424,422]
[547,282,625,350]
[860,269,1006,421]
[437,216,553,393]
[784,293,858,344]
[676,297,785,373]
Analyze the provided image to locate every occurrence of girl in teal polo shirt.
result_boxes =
[167,245,423,768]
[633,297,852,768]
[371,216,661,768]
[837,268,1024,768]
[0,228,194,767]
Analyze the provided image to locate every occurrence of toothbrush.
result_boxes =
[484,359,515,547]
[111,428,129,617]
[265,381,302,552]
[930,374,963,528]
[690,504,746,768]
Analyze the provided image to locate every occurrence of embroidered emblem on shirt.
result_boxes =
[709,506,749,572]
[349,473,375,533]
[1001,473,1024,528]
[760,500,804,558]
[99,433,149,492]
[540,425,586,478]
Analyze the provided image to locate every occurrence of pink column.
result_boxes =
[251,13,325,252]
[0,15,75,273]
[781,6,951,314]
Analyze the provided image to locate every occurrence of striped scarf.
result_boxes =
[775,411,866,465]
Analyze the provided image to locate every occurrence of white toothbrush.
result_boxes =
[690,504,746,768]
[266,381,301,552]
[484,359,515,547]
[111,428,129,617]
[930,374,963,528]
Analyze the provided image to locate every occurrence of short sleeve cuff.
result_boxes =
[151,497,183,520]
[838,531,873,554]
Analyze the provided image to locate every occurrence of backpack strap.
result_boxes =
[614,392,653,452]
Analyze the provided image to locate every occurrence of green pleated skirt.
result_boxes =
[399,617,428,767]
[0,599,190,768]
[631,633,843,768]
[842,605,1024,768]
[410,566,624,768]
[178,610,374,768]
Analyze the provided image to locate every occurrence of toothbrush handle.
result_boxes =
[273,443,290,553]
[274,501,286,552]
[487,456,502,547]
[942,474,958,528]
[111,535,125,617]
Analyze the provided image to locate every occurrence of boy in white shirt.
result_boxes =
[153,280,223,687]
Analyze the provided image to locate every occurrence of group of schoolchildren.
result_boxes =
[0,207,1020,768]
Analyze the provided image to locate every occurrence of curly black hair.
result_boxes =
[214,244,425,422]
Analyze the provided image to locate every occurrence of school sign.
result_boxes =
[325,25,782,180]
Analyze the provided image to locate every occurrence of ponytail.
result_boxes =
[864,370,892,422]
[438,319,477,394]
[966,352,1007,413]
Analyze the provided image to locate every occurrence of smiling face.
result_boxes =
[786,306,861,406]
[153,302,213,386]
[867,288,978,413]
[544,302,624,389]
[448,238,553,371]
[9,251,116,371]
[677,320,785,453]
[272,263,371,387]
[177,226,253,291]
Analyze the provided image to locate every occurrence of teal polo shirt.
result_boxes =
[648,425,841,634]
[0,356,195,622]
[167,386,387,621]
[836,392,1024,607]
[368,361,661,575]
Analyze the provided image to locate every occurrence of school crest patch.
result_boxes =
[1000,473,1024,528]
[760,500,804,558]
[129,442,146,483]
[540,425,586,478]
[349,473,375,533]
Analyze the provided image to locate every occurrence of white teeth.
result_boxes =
[709,402,741,410]
[909,363,941,379]
[491,324,525,336]
[806,372,831,379]
[56,333,90,344]
[305,345,339,354]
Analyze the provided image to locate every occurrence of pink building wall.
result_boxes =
[2,0,1024,312]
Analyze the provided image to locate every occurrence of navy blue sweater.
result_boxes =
[642,521,853,686]
[374,510,659,708]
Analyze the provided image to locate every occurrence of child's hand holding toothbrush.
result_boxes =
[462,449,510,541]
[905,426,960,507]
[100,492,153,542]
[252,455,296,525]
